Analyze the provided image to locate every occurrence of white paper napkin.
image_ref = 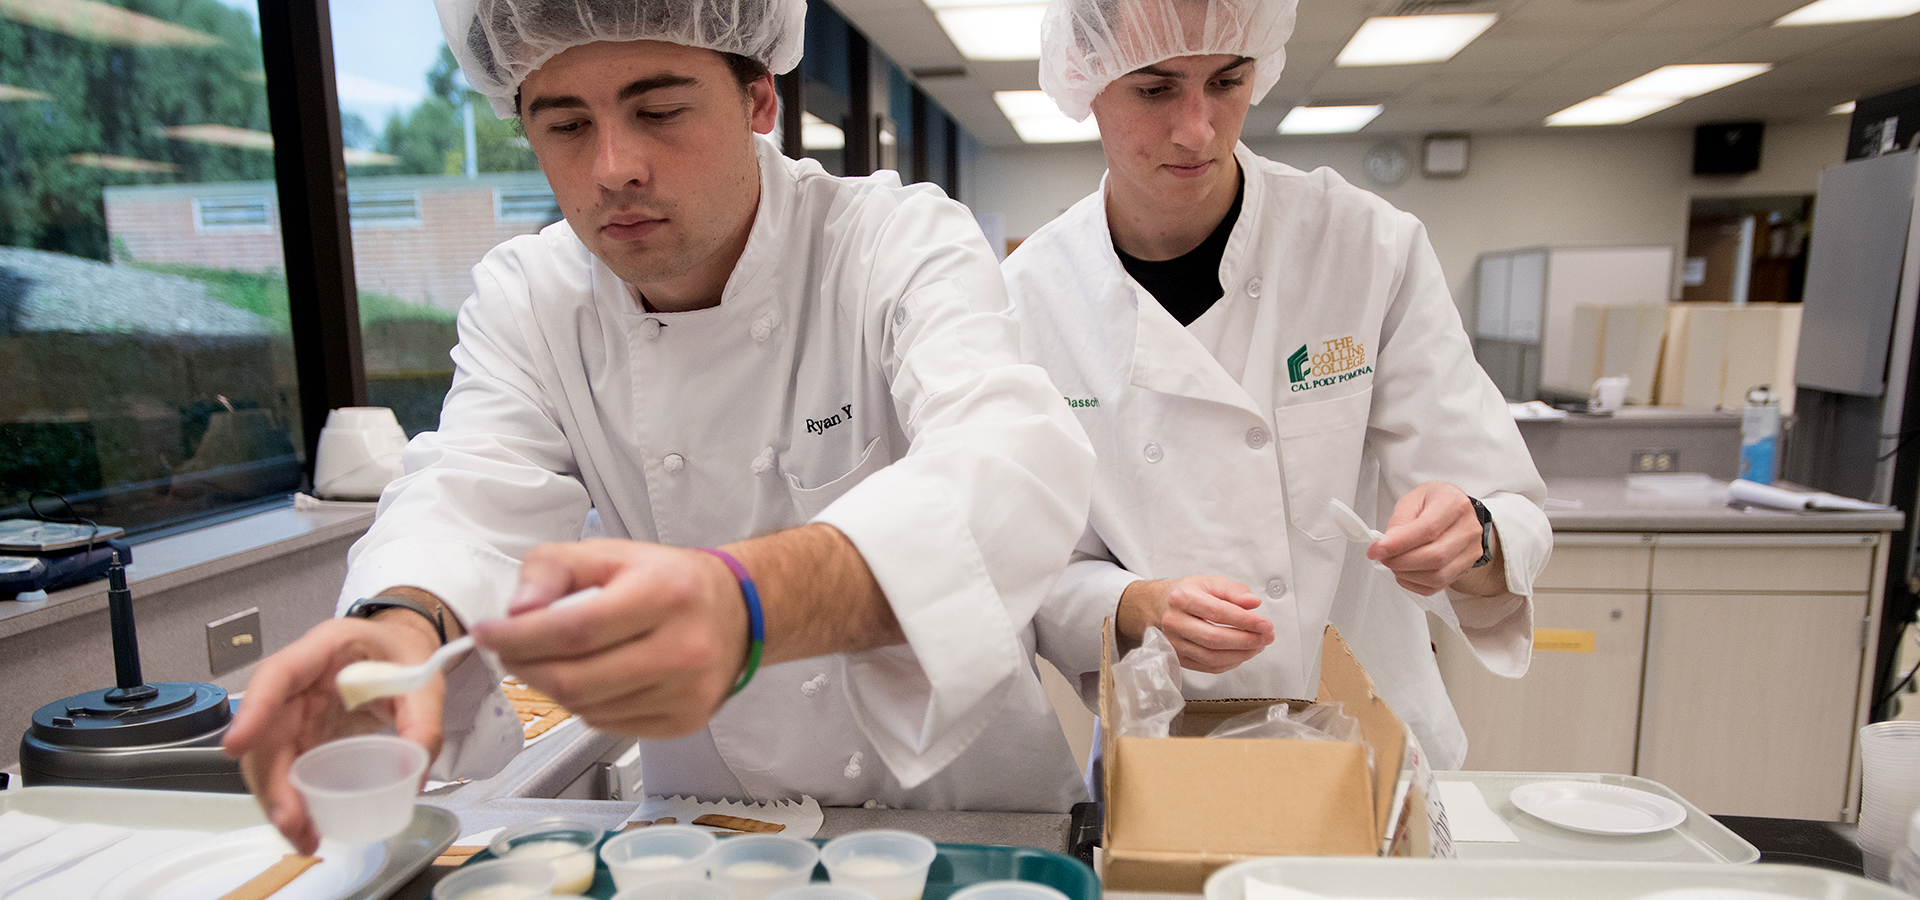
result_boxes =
[7,828,208,900]
[1436,781,1519,843]
[622,795,824,838]
[0,822,131,897]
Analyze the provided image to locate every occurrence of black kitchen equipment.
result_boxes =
[19,552,245,791]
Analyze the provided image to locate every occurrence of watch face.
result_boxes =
[1365,143,1411,187]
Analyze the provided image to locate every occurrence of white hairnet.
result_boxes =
[1038,0,1296,122]
[438,0,808,118]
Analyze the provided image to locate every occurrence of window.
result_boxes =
[497,185,558,223]
[348,190,422,227]
[0,0,303,535]
[192,196,274,233]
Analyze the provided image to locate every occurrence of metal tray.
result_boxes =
[0,785,456,899]
[462,837,1102,900]
[1441,772,1759,864]
[1204,858,1907,900]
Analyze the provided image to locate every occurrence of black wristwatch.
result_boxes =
[344,594,448,645]
[1468,497,1494,568]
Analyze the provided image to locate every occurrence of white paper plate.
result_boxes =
[93,825,385,900]
[1510,781,1687,835]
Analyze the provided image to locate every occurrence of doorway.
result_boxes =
[1682,195,1814,305]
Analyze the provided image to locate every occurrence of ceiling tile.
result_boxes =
[1498,0,1674,33]
[1440,34,1597,76]
[1632,0,1809,30]
[1306,63,1441,101]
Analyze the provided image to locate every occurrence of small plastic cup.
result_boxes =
[614,879,739,900]
[820,830,936,900]
[431,858,557,900]
[490,816,603,896]
[601,825,718,891]
[289,734,427,843]
[768,886,877,900]
[948,882,1070,900]
[710,834,820,900]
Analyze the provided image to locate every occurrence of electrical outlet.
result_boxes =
[206,607,262,677]
[1631,449,1679,473]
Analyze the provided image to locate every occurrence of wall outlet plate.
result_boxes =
[1631,449,1680,473]
[206,607,262,677]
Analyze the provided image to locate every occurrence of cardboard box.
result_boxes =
[1099,626,1424,893]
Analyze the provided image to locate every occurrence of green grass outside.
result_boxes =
[134,262,458,329]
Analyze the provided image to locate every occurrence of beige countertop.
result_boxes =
[1544,477,1904,533]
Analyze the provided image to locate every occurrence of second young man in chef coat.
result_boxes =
[1005,0,1552,767]
[226,0,1096,853]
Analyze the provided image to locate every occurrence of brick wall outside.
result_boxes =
[105,173,559,313]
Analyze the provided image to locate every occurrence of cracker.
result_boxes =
[217,854,321,900]
[692,814,784,834]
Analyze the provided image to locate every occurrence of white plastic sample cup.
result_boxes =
[1590,376,1628,412]
[820,830,936,900]
[431,858,557,900]
[710,834,820,900]
[614,879,740,900]
[948,882,1070,900]
[288,734,427,843]
[490,816,604,895]
[1858,721,1920,876]
[601,825,719,891]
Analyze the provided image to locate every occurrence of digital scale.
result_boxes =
[0,519,132,598]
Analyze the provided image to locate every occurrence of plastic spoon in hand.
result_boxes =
[336,586,602,710]
[1327,498,1384,544]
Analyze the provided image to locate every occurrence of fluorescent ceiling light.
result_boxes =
[1277,105,1384,134]
[1606,64,1772,99]
[994,90,1102,143]
[1546,95,1681,126]
[68,153,179,174]
[801,112,845,150]
[1335,14,1497,66]
[0,0,220,47]
[0,84,49,101]
[154,123,398,165]
[1776,0,1920,25]
[1831,101,1857,114]
[931,5,1045,60]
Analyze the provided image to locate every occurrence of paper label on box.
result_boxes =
[1533,628,1595,653]
[1388,729,1454,859]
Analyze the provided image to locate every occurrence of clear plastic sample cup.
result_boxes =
[601,825,719,891]
[431,858,557,900]
[489,816,603,895]
[948,882,1070,900]
[768,886,878,900]
[613,878,739,900]
[710,834,820,900]
[288,734,427,843]
[820,830,936,900]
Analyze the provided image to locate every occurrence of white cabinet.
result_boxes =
[1436,531,1887,821]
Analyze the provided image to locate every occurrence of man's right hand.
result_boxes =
[220,611,447,856]
[1118,575,1273,674]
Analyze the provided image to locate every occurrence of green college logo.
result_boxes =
[1287,345,1312,383]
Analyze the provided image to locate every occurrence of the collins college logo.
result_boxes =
[1289,337,1373,393]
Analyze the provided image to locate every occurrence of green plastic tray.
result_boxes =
[461,835,1100,900]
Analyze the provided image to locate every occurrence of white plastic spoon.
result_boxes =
[336,586,602,710]
[1327,498,1384,544]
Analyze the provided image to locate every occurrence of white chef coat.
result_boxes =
[337,135,1094,812]
[1003,142,1551,769]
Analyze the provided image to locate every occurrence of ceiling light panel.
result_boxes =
[1277,104,1385,134]
[931,4,1045,60]
[993,90,1102,143]
[1606,64,1773,99]
[801,112,846,150]
[1831,101,1857,114]
[1545,95,1681,126]
[1335,14,1498,66]
[1775,0,1920,25]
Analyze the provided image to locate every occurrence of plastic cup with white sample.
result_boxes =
[601,825,719,891]
[820,830,936,900]
[489,816,602,895]
[431,859,557,900]
[710,834,820,900]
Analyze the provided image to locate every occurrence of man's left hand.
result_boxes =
[1369,481,1505,596]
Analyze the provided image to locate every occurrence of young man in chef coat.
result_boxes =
[1005,0,1552,768]
[226,0,1096,854]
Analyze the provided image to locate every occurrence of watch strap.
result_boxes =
[1468,497,1494,569]
[345,594,448,645]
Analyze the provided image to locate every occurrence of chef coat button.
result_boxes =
[642,318,663,339]
[1265,578,1286,599]
[663,453,684,473]
[1142,442,1163,463]
[893,305,910,327]
[1245,427,1269,449]
[1246,277,1263,298]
